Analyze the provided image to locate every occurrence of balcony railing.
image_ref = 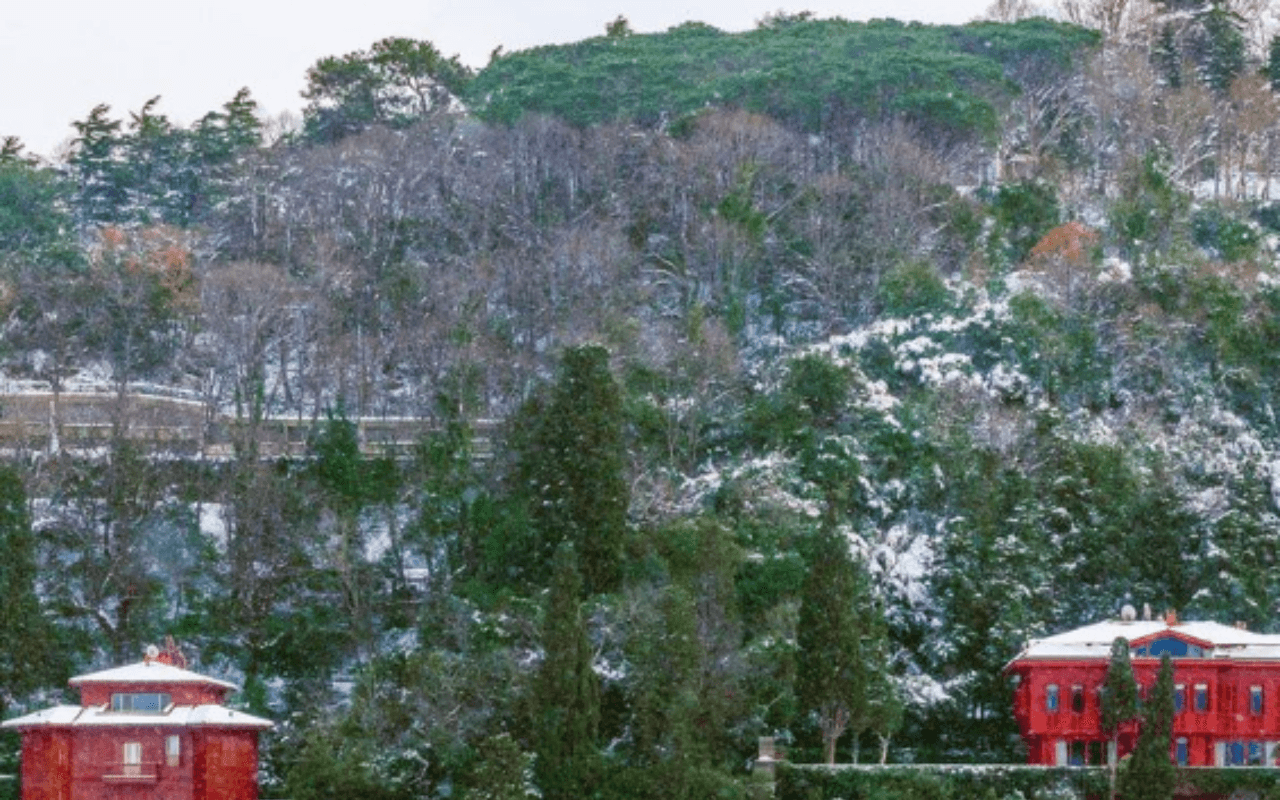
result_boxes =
[102,762,160,783]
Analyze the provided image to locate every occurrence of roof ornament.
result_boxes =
[1165,608,1179,626]
[1143,603,1152,621]
[1120,604,1137,622]
[144,644,160,665]
[157,635,188,668]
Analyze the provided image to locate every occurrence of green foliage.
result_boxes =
[777,763,1108,799]
[512,345,629,595]
[302,36,472,142]
[0,466,61,711]
[0,161,74,262]
[467,18,1097,140]
[987,181,1060,265]
[1101,637,1138,799]
[785,355,853,432]
[1189,0,1246,94]
[68,103,128,229]
[533,542,600,800]
[464,733,538,800]
[1153,24,1183,88]
[878,260,952,317]
[1001,293,1115,411]
[1108,152,1190,264]
[1191,204,1259,261]
[1118,654,1176,800]
[1269,34,1280,92]
[797,527,890,764]
[283,726,408,800]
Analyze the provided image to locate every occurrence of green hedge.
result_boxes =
[777,764,1280,799]
[1176,767,1280,799]
[777,764,1107,800]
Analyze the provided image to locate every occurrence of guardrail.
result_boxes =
[0,390,496,460]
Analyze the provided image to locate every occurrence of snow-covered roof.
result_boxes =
[1008,619,1280,668]
[2,704,272,730]
[68,660,237,690]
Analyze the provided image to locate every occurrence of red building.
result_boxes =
[2,647,272,800]
[1006,612,1280,768]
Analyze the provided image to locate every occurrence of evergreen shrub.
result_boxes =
[777,764,1107,800]
[778,764,1280,799]
[1191,205,1259,262]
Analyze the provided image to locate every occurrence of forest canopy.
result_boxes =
[1,5,1280,798]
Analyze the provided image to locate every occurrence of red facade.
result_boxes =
[1006,616,1280,768]
[3,651,272,800]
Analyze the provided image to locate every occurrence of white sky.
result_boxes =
[1,0,993,160]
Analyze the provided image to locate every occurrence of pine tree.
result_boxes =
[532,542,600,800]
[1120,653,1177,800]
[1153,24,1184,89]
[1192,0,1245,94]
[69,103,127,230]
[1101,637,1140,800]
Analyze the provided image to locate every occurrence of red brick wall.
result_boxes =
[78,682,228,707]
[193,730,259,800]
[66,728,194,800]
[20,730,71,800]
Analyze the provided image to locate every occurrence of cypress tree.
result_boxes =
[533,542,600,800]
[1101,637,1140,800]
[1153,24,1183,89]
[0,466,55,717]
[1267,34,1280,92]
[515,345,628,595]
[1120,653,1177,800]
[797,527,879,764]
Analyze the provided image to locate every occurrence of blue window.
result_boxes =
[1230,741,1245,766]
[1251,686,1264,716]
[1046,684,1059,713]
[1176,738,1189,766]
[1175,684,1186,713]
[111,692,170,713]
[1250,742,1264,766]
[1133,637,1205,659]
[1070,741,1086,766]
[1195,684,1209,712]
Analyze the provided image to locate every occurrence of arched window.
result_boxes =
[1195,684,1209,713]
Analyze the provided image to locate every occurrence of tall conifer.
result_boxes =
[1101,636,1139,800]
[797,527,883,764]
[1120,653,1177,800]
[533,542,599,800]
[515,345,627,595]
[0,466,55,717]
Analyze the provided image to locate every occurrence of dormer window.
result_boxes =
[111,693,171,713]
[1132,636,1206,659]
